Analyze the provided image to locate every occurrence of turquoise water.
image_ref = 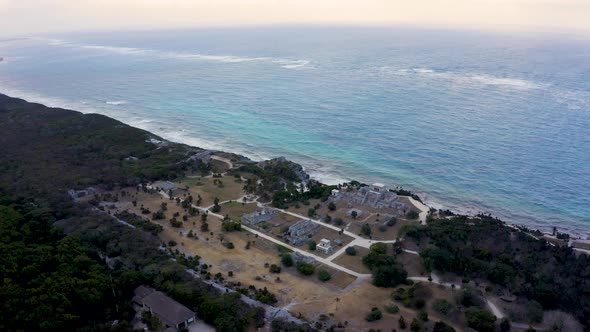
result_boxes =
[1,27,589,236]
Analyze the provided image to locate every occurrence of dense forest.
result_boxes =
[0,94,206,210]
[404,215,590,327]
[0,94,311,332]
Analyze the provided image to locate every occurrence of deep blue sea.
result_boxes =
[1,27,589,237]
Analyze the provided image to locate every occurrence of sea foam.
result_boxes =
[106,100,128,105]
[377,66,544,90]
[34,37,310,69]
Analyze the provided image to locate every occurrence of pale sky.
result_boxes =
[1,0,590,36]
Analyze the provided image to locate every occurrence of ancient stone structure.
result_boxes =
[241,207,278,226]
[283,219,321,246]
[332,183,407,213]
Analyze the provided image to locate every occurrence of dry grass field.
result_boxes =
[175,175,246,207]
[90,186,465,331]
[332,246,372,274]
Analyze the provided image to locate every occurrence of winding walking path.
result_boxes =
[407,196,430,225]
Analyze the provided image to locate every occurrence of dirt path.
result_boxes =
[406,196,430,225]
[210,155,233,169]
[485,298,505,319]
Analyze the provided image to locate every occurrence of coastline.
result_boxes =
[0,89,588,240]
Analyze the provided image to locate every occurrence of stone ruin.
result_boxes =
[332,183,407,214]
[283,219,321,246]
[241,207,278,226]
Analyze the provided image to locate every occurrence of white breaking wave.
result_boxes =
[377,66,544,90]
[106,100,128,105]
[34,37,311,69]
[272,59,310,69]
[467,74,542,89]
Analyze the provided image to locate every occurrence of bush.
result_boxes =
[379,225,388,232]
[222,220,242,232]
[318,270,331,282]
[308,240,317,251]
[372,263,407,288]
[387,217,397,226]
[269,264,281,273]
[399,316,407,329]
[465,308,496,332]
[334,218,344,226]
[225,242,234,249]
[393,283,431,309]
[296,262,315,276]
[433,321,456,332]
[170,218,182,227]
[308,208,315,217]
[152,210,165,220]
[457,288,483,307]
[211,204,221,213]
[365,308,382,322]
[418,310,428,322]
[406,210,419,219]
[385,303,399,314]
[168,240,177,247]
[432,299,454,316]
[410,318,421,332]
[361,223,371,236]
[281,254,294,267]
[345,246,357,256]
[328,202,336,211]
[370,242,388,254]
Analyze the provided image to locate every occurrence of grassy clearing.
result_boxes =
[177,175,245,206]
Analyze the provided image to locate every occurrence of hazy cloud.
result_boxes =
[1,0,589,36]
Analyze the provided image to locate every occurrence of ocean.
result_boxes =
[1,26,589,237]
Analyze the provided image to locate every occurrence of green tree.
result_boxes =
[432,299,454,316]
[387,217,397,226]
[385,303,399,314]
[370,242,388,254]
[308,240,317,251]
[361,223,372,236]
[281,254,294,267]
[433,321,456,332]
[418,310,429,321]
[372,263,408,287]
[296,262,315,275]
[318,269,331,282]
[399,316,407,329]
[365,308,382,322]
[345,246,357,256]
[406,210,419,219]
[328,202,336,211]
[465,308,496,332]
